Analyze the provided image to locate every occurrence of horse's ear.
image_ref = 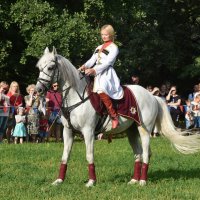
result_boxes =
[44,47,50,54]
[52,46,57,55]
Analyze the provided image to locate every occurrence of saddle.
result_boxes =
[87,82,141,126]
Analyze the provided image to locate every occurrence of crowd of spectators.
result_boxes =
[131,75,200,136]
[146,82,200,135]
[1,77,200,143]
[0,81,62,144]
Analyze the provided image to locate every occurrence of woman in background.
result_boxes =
[6,81,23,143]
[0,81,10,143]
[166,85,181,126]
[24,84,40,142]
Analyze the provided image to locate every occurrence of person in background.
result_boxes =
[38,112,49,143]
[151,87,160,96]
[159,84,168,101]
[146,85,153,93]
[46,82,62,142]
[166,85,182,126]
[198,83,200,93]
[131,74,140,85]
[191,93,200,128]
[165,81,171,94]
[6,81,23,143]
[0,81,10,143]
[78,24,123,129]
[184,99,193,129]
[24,84,40,142]
[188,84,199,102]
[12,107,26,144]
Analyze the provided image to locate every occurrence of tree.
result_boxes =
[0,0,199,95]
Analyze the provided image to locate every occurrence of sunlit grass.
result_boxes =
[0,137,200,200]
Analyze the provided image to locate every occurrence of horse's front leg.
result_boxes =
[52,126,73,185]
[82,128,96,187]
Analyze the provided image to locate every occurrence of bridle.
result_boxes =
[37,56,60,93]
[37,55,91,131]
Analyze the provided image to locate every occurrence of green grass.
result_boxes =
[0,137,200,200]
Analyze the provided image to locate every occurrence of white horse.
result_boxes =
[36,47,200,187]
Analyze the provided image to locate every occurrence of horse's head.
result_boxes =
[36,47,59,95]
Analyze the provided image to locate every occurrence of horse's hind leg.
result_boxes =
[126,125,143,185]
[138,125,151,186]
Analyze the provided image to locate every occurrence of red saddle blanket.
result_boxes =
[88,86,141,125]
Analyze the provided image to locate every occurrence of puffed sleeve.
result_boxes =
[93,45,119,75]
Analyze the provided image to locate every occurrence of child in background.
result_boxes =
[12,107,26,144]
[38,112,49,143]
[191,93,200,128]
[184,99,193,129]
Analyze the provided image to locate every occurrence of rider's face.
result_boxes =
[101,29,111,42]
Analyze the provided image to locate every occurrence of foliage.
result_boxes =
[0,137,200,199]
[0,0,199,94]
[0,1,12,69]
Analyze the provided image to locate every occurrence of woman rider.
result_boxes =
[79,24,123,129]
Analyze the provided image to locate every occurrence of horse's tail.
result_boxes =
[155,96,200,154]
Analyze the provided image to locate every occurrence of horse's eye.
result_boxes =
[48,66,54,71]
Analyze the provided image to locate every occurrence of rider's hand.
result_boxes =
[78,65,86,72]
[85,68,96,76]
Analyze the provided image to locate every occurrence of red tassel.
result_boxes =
[88,163,96,181]
[132,161,142,180]
[58,163,67,180]
[140,163,149,181]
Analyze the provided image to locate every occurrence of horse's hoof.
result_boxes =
[127,179,139,185]
[85,179,96,187]
[139,180,147,186]
[52,178,63,186]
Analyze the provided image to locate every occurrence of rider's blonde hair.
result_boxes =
[101,24,115,41]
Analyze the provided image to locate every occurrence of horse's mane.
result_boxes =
[57,55,85,91]
[36,51,86,92]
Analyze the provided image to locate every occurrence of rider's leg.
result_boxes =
[99,92,119,129]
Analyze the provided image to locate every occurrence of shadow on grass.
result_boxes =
[107,167,200,183]
[149,168,200,181]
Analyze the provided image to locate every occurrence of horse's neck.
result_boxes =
[58,56,88,106]
[60,79,88,106]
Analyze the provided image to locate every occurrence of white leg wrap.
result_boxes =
[52,178,63,186]
[139,180,147,186]
[85,179,96,187]
[127,179,139,185]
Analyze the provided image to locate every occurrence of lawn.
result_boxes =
[0,136,200,200]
